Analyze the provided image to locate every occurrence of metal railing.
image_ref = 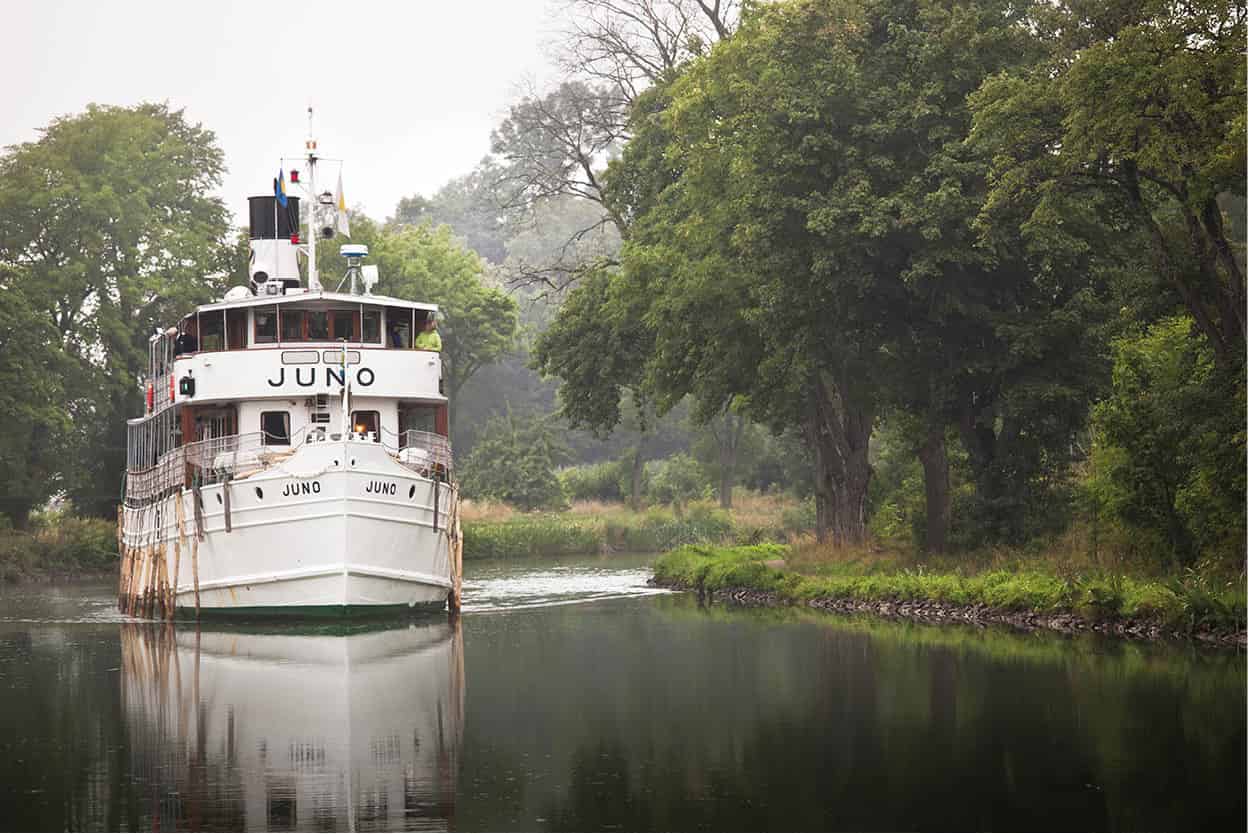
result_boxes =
[384,429,454,480]
[124,448,186,507]
[185,431,292,484]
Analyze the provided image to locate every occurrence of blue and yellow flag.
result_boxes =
[274,168,288,207]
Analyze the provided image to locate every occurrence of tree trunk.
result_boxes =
[629,447,643,512]
[917,426,950,554]
[808,373,873,547]
[7,503,32,531]
[716,411,743,510]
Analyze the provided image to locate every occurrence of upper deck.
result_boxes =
[143,290,445,413]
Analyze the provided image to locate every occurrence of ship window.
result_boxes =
[388,319,411,349]
[201,313,224,352]
[399,404,437,436]
[261,411,290,445]
[254,307,277,343]
[362,310,381,344]
[331,311,358,341]
[281,310,304,341]
[351,410,380,441]
[307,311,329,340]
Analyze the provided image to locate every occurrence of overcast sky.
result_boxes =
[3,0,559,222]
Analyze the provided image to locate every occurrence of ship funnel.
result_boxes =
[247,195,302,294]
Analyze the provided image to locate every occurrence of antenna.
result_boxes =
[338,244,373,295]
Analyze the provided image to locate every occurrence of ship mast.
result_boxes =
[305,106,322,292]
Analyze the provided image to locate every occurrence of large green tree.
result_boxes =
[0,273,71,527]
[0,103,231,518]
[970,0,1245,367]
[546,0,1106,546]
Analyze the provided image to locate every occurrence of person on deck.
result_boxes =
[414,317,442,352]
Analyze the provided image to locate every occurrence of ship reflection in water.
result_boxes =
[120,619,464,831]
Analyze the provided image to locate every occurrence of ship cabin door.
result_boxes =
[226,308,247,350]
[399,402,449,441]
[184,406,238,443]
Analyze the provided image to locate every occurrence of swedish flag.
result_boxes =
[274,168,288,207]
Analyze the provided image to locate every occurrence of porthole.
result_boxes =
[408,485,416,499]
[350,458,356,467]
[333,459,339,467]
[216,493,223,505]
[255,487,264,500]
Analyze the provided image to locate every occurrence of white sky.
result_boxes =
[2,0,559,223]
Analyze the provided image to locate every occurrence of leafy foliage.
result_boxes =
[460,412,568,511]
[319,216,520,405]
[559,459,629,502]
[0,103,231,520]
[970,0,1246,366]
[644,453,709,507]
[1090,316,1245,566]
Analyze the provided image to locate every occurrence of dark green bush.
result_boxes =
[558,460,627,502]
[0,514,117,582]
[1091,317,1246,568]
[460,412,567,511]
[644,454,711,506]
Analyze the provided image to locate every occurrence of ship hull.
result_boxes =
[121,440,457,616]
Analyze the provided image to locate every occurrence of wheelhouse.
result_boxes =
[126,291,451,509]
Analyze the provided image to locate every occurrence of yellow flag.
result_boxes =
[335,171,350,236]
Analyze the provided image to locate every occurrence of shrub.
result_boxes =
[1091,316,1246,568]
[459,412,567,511]
[559,460,627,502]
[607,504,733,552]
[644,453,711,507]
[0,515,117,582]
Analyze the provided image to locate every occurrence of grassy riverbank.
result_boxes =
[653,543,1247,637]
[0,516,118,583]
[460,494,811,560]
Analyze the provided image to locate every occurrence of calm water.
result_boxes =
[0,554,1243,831]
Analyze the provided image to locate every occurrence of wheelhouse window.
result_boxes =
[200,313,224,352]
[254,307,277,343]
[351,410,380,441]
[331,310,359,341]
[281,310,304,341]
[261,411,290,446]
[387,320,411,349]
[307,311,330,340]
[362,310,381,344]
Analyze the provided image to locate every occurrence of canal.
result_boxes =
[0,553,1243,831]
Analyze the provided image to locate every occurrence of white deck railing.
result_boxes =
[384,429,454,480]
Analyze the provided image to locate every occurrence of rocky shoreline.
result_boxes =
[655,578,1248,649]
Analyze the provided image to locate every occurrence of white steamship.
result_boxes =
[119,132,462,617]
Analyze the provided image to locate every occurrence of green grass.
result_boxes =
[0,516,119,583]
[462,516,604,559]
[462,504,748,559]
[653,544,1247,632]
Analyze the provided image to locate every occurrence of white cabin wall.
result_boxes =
[234,397,396,444]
